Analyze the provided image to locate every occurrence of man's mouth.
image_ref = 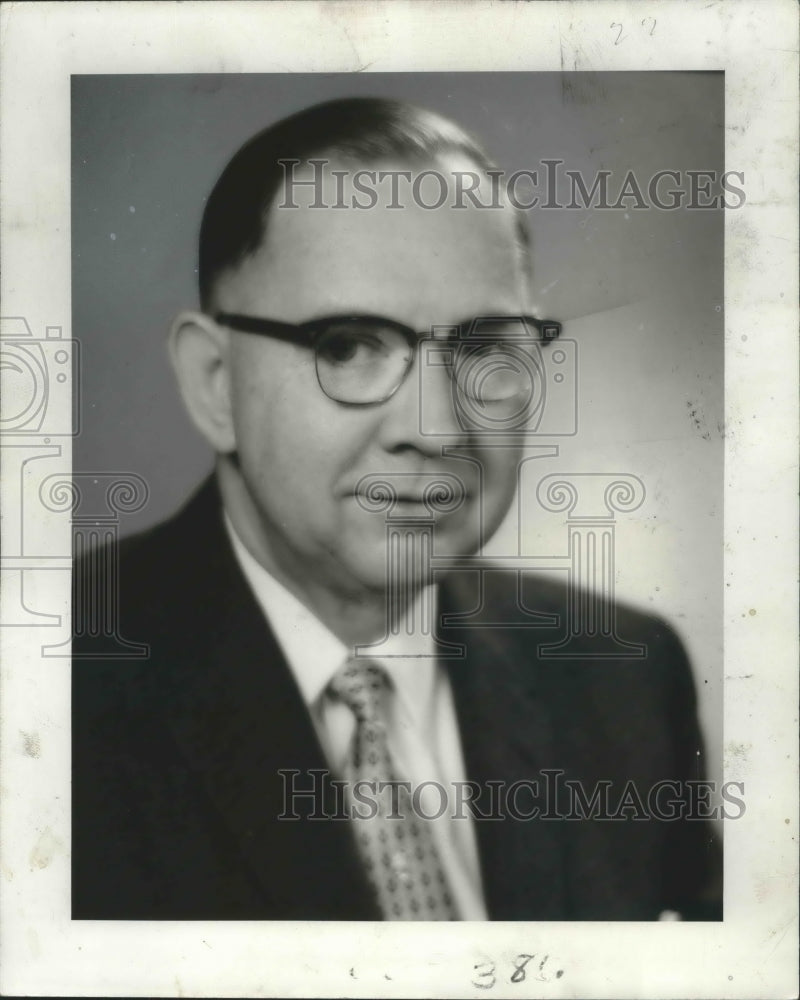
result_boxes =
[352,491,431,504]
[350,491,470,516]
[348,472,473,518]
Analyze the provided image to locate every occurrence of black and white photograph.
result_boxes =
[0,2,797,998]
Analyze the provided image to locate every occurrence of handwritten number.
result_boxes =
[510,954,534,984]
[471,952,565,987]
[472,960,497,990]
[612,18,656,44]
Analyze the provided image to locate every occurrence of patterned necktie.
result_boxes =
[328,657,457,920]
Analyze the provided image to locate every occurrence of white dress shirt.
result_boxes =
[224,514,488,919]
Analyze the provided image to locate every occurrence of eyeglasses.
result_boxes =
[214,311,561,406]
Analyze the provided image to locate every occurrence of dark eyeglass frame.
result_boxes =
[213,310,562,405]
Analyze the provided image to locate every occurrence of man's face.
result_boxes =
[215,155,528,596]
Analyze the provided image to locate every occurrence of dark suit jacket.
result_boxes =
[72,478,721,920]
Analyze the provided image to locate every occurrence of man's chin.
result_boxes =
[338,556,432,595]
[337,526,477,594]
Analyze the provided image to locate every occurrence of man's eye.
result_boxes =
[317,329,388,366]
[464,341,530,367]
[469,341,509,359]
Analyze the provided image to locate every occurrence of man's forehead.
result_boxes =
[261,153,523,274]
[215,152,527,321]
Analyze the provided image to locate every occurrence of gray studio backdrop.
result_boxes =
[72,72,724,787]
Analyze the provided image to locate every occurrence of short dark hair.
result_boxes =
[198,97,529,309]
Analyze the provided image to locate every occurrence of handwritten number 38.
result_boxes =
[472,953,563,989]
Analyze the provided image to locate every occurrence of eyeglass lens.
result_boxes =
[315,321,414,404]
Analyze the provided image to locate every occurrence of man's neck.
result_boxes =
[216,458,415,647]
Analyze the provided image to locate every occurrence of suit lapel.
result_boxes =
[153,480,380,919]
[440,573,570,920]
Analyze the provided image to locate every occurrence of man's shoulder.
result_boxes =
[72,475,233,662]
[439,563,694,710]
[76,476,220,589]
[441,563,683,646]
[122,476,220,567]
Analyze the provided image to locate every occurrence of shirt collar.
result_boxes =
[223,512,438,719]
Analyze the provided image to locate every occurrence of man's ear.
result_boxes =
[168,311,237,453]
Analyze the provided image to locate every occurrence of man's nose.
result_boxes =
[376,341,469,453]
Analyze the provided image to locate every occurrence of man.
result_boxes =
[72,97,721,920]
